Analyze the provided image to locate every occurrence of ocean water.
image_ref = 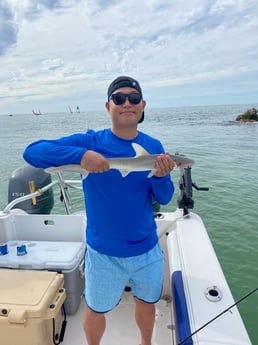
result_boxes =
[0,104,258,343]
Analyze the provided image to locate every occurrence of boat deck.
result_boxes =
[64,291,175,345]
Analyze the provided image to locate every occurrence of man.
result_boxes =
[23,76,175,345]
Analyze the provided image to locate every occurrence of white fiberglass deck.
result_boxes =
[64,292,175,345]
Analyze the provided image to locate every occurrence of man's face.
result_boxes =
[106,87,146,128]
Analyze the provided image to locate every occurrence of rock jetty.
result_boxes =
[236,108,258,122]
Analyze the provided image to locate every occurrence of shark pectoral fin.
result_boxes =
[132,143,150,157]
[119,170,131,177]
[147,170,156,178]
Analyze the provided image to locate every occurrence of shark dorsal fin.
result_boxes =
[132,143,150,157]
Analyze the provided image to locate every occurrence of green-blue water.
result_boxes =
[0,104,257,343]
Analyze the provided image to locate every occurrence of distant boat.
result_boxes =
[32,109,42,115]
[68,106,80,114]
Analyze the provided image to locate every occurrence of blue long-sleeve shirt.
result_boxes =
[23,128,174,257]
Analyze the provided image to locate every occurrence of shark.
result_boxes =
[45,143,194,179]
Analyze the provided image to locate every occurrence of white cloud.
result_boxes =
[0,0,258,114]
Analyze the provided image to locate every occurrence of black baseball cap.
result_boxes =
[107,76,144,123]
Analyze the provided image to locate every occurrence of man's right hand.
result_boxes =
[80,150,110,173]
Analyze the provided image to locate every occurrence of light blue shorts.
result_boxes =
[85,243,164,313]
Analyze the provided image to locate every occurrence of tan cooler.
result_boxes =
[0,269,66,345]
[0,240,85,315]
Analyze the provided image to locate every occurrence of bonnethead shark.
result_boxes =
[45,143,194,179]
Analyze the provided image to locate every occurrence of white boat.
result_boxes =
[0,166,253,345]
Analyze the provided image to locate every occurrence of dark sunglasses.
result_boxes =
[109,92,142,105]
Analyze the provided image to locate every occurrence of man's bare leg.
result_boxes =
[83,306,106,345]
[134,298,155,345]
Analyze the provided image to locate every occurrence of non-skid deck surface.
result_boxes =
[63,292,174,345]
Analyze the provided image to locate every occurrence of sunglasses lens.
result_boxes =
[111,93,142,105]
[112,93,126,105]
[128,93,142,104]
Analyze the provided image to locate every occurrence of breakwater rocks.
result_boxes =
[236,108,258,122]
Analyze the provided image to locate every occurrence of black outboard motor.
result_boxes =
[8,165,54,214]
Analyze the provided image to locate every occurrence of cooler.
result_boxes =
[0,269,66,345]
[0,240,86,315]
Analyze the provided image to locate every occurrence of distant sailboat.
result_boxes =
[32,109,42,115]
[76,106,80,113]
[68,106,73,114]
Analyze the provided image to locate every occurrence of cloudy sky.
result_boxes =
[1,0,258,114]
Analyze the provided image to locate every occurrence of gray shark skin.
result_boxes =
[45,143,194,179]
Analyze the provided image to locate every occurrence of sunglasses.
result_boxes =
[109,92,142,105]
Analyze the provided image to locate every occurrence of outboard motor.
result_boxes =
[8,165,54,214]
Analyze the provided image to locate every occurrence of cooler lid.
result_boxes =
[0,269,64,323]
[0,241,86,270]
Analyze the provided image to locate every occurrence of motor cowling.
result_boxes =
[8,165,54,214]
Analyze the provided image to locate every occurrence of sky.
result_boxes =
[1,0,258,115]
